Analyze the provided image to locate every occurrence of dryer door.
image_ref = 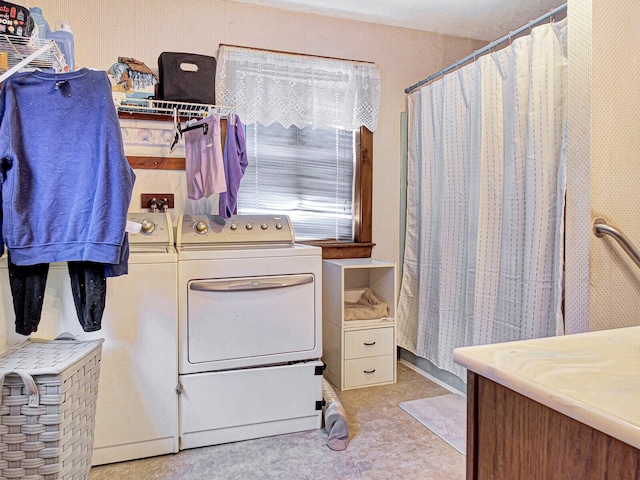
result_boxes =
[187,273,316,370]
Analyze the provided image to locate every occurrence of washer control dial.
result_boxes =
[246,223,253,230]
[261,223,268,230]
[194,221,209,234]
[140,219,156,235]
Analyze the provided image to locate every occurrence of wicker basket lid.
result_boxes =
[0,336,104,376]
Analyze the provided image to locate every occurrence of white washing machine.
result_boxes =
[0,212,179,465]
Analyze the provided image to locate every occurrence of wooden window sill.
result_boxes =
[299,241,375,259]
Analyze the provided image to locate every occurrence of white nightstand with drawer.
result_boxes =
[322,259,397,391]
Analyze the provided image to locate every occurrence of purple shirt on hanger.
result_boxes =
[219,113,248,218]
[184,114,226,200]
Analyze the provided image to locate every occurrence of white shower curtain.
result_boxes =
[397,19,568,382]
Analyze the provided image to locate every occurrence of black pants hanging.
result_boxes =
[8,256,107,335]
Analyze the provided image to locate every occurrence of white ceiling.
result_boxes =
[225,0,564,41]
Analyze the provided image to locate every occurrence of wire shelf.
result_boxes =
[0,35,66,82]
[115,97,234,118]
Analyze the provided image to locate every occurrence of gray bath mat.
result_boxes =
[399,393,466,455]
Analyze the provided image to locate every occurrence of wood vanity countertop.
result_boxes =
[454,326,640,449]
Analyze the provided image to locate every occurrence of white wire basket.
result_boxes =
[115,97,234,119]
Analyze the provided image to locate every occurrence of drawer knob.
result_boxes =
[364,369,376,374]
[364,341,376,346]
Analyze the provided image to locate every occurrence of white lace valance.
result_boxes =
[215,45,381,131]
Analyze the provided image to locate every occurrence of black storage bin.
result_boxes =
[157,52,217,104]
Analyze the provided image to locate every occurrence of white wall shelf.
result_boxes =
[322,258,397,391]
[115,97,234,119]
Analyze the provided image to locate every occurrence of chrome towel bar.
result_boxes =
[593,218,640,269]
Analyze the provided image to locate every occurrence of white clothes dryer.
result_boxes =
[175,214,324,450]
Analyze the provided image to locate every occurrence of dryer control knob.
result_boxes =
[140,219,156,234]
[246,223,253,230]
[230,224,238,231]
[194,221,209,234]
[261,223,268,230]
[276,223,283,230]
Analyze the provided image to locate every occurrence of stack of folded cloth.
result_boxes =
[344,288,388,321]
[109,56,157,94]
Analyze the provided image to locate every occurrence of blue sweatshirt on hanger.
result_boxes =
[0,68,135,276]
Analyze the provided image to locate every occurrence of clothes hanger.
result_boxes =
[169,107,181,153]
[179,120,208,135]
[168,108,209,153]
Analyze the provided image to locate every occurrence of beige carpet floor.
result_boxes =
[90,362,466,480]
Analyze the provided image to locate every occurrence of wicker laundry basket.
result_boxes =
[0,335,104,480]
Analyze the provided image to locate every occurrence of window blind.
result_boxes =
[238,122,356,241]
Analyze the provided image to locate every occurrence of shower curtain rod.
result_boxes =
[404,2,567,94]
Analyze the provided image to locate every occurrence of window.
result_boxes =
[122,116,374,258]
[215,45,379,257]
[238,122,356,242]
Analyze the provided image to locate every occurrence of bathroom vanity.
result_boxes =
[454,326,640,480]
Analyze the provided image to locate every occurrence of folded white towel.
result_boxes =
[344,288,389,321]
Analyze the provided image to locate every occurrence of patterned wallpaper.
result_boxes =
[567,0,640,333]
[565,0,591,333]
[588,0,640,330]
